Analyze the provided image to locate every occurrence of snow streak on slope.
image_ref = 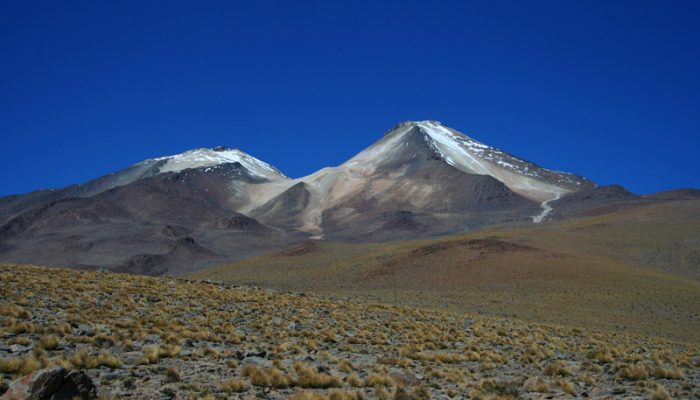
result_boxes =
[413,121,588,203]
[532,192,561,223]
[151,147,287,181]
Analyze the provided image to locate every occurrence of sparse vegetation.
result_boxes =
[650,384,671,400]
[221,378,247,393]
[165,367,181,382]
[543,360,573,377]
[192,199,700,346]
[555,377,575,395]
[618,362,651,380]
[38,334,60,350]
[0,263,697,399]
[0,357,21,374]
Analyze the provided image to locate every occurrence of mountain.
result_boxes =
[242,121,595,239]
[0,120,680,275]
[0,147,287,222]
[0,148,300,275]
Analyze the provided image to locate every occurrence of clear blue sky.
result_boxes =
[1,1,698,196]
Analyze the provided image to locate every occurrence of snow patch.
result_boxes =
[146,148,287,181]
[532,192,562,223]
[413,121,587,202]
[418,121,492,175]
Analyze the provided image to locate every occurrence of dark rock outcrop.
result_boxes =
[0,367,96,400]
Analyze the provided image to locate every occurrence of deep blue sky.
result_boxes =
[1,1,698,196]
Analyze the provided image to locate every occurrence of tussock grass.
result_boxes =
[143,344,181,364]
[543,360,573,377]
[221,378,247,392]
[38,334,59,350]
[0,263,697,399]
[165,367,180,382]
[618,362,650,380]
[241,365,293,388]
[69,350,122,369]
[293,362,342,388]
[0,357,21,374]
[650,384,671,400]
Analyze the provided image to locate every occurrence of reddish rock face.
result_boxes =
[0,367,96,400]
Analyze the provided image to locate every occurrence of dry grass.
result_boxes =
[650,384,671,400]
[241,365,292,388]
[38,334,60,350]
[294,362,343,389]
[543,360,573,377]
[69,350,122,369]
[221,378,247,393]
[618,362,651,380]
[19,355,41,375]
[290,391,360,400]
[0,357,21,374]
[555,378,575,395]
[165,367,181,382]
[143,344,181,364]
[192,200,700,344]
[0,263,697,399]
[652,365,684,379]
[523,376,548,393]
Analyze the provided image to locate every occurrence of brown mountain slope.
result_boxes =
[192,199,700,343]
[0,165,305,273]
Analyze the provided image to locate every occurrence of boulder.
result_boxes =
[0,367,96,400]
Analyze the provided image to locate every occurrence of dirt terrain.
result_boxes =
[1,265,698,399]
[194,199,700,344]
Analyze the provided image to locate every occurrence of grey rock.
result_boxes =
[9,344,31,354]
[99,370,129,381]
[94,324,111,334]
[240,356,271,368]
[0,367,96,400]
[244,350,266,358]
[75,324,95,337]
[120,352,144,365]
[144,334,160,344]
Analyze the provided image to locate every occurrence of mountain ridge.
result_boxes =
[0,121,690,275]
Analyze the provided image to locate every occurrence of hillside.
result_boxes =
[1,264,698,399]
[0,121,624,275]
[193,199,700,343]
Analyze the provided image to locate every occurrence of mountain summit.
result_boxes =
[0,121,650,275]
[146,147,287,181]
[352,120,593,201]
[243,121,595,237]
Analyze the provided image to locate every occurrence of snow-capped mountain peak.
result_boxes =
[414,121,592,200]
[150,147,287,181]
[367,120,593,203]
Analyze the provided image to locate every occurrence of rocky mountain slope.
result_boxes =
[0,121,670,274]
[1,264,697,399]
[242,121,594,240]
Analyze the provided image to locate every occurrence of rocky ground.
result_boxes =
[0,264,698,399]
